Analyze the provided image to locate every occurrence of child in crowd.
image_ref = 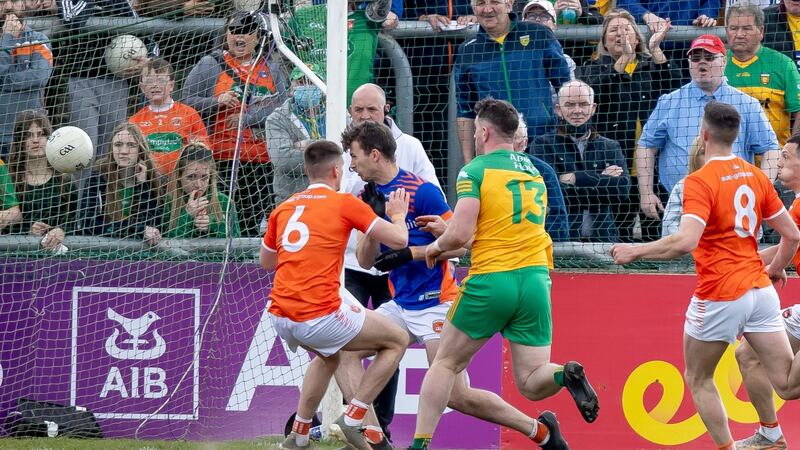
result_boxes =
[162,143,239,238]
[130,57,208,176]
[6,110,73,252]
[79,122,164,246]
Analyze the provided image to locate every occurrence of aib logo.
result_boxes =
[104,308,166,360]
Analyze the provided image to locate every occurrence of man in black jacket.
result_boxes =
[531,80,630,241]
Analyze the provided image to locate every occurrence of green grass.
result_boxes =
[0,437,350,450]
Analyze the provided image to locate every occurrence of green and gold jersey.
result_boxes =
[0,161,19,210]
[726,46,800,146]
[457,150,552,274]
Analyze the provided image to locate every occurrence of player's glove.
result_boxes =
[361,181,386,217]
[374,248,413,271]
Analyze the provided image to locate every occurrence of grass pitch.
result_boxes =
[0,437,350,449]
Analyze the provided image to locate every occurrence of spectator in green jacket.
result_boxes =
[163,142,239,238]
[6,109,73,251]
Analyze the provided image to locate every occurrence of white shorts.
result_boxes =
[270,300,366,357]
[376,301,451,345]
[684,286,785,344]
[782,304,800,341]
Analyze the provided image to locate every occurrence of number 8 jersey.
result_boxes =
[683,155,786,301]
[456,150,552,274]
[263,184,379,321]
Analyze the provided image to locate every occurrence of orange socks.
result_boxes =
[343,399,369,426]
[529,419,550,445]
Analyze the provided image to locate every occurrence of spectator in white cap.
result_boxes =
[522,0,576,79]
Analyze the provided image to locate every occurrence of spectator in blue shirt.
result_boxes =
[454,0,571,163]
[637,34,779,221]
[515,114,570,241]
[616,0,720,30]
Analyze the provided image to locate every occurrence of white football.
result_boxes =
[46,126,94,174]
[104,34,147,75]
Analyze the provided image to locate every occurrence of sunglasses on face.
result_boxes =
[689,52,720,62]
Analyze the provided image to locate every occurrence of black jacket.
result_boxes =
[77,172,162,239]
[577,55,682,170]
[531,128,630,240]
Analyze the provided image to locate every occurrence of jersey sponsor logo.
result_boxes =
[457,170,468,179]
[519,35,530,47]
[432,320,444,334]
[720,171,753,182]
[761,73,770,85]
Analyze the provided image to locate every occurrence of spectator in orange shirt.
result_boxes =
[130,58,208,177]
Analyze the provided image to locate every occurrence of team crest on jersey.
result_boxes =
[432,320,444,334]
[520,35,530,47]
[171,117,182,127]
[761,74,770,85]
[349,304,361,313]
[784,308,792,319]
[347,19,354,30]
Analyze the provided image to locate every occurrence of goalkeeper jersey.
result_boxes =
[375,169,457,311]
[726,46,800,146]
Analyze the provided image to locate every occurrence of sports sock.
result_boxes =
[717,441,734,450]
[528,419,550,445]
[760,421,782,441]
[343,398,369,426]
[410,434,432,449]
[363,425,384,444]
[553,366,565,387]
[292,415,312,446]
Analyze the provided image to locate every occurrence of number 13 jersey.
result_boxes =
[456,150,552,274]
[263,184,379,321]
[683,155,786,301]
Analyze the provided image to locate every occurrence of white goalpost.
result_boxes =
[267,0,349,436]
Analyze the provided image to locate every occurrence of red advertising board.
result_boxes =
[500,273,800,449]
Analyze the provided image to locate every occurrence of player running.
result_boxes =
[733,134,800,450]
[409,98,599,450]
[260,140,412,450]
[612,102,800,450]
[336,120,557,447]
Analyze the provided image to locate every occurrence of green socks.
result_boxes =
[554,366,565,387]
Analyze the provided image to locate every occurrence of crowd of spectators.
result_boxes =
[2,0,800,250]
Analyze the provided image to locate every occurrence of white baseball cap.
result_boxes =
[522,0,557,22]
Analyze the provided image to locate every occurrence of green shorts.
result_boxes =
[448,266,552,346]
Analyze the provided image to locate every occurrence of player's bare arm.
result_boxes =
[417,215,475,248]
[365,188,411,250]
[259,246,277,271]
[611,216,704,264]
[425,197,480,268]
[355,230,382,269]
[763,209,800,283]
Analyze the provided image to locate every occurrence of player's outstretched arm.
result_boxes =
[425,198,479,268]
[611,216,704,264]
[367,189,410,250]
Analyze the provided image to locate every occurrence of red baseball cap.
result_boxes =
[687,34,726,56]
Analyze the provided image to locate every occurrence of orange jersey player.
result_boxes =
[612,101,800,450]
[732,134,800,450]
[259,139,411,450]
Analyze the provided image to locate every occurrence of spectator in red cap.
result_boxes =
[636,33,779,223]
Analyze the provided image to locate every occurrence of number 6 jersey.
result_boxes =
[456,150,552,274]
[263,184,379,321]
[683,155,786,301]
